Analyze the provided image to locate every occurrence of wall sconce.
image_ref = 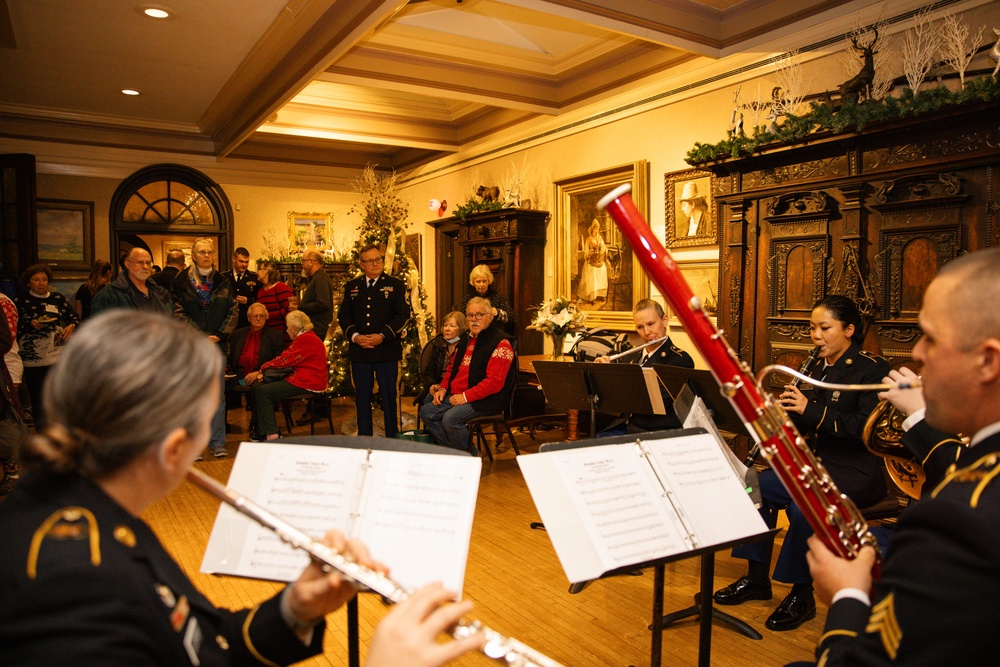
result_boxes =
[428,199,448,217]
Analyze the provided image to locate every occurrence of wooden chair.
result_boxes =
[464,349,520,462]
[280,392,334,435]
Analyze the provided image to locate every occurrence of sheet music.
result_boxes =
[354,451,480,593]
[201,443,481,595]
[644,433,767,548]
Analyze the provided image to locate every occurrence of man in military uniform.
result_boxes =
[337,244,410,437]
[223,246,258,330]
[596,298,695,432]
[807,248,1000,665]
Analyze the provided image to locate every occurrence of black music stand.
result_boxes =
[277,435,472,667]
[532,361,663,439]
[537,431,773,667]
[652,365,744,434]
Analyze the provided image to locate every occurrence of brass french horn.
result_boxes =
[863,400,926,500]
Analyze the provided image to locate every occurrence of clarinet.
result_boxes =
[187,468,563,667]
[598,184,881,574]
[743,346,821,466]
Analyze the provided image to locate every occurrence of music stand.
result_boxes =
[537,431,773,667]
[278,435,471,667]
[651,365,744,434]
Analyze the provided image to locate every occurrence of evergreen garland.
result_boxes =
[686,77,1000,165]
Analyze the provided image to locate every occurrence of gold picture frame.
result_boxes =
[554,160,649,330]
[673,260,720,326]
[665,168,717,248]
[36,199,94,272]
[288,212,333,251]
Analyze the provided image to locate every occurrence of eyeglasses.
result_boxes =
[360,257,384,265]
[128,260,153,266]
[195,250,216,256]
[466,312,488,320]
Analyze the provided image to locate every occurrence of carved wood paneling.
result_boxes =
[770,236,828,317]
[879,225,961,319]
[744,157,847,191]
[863,127,1000,173]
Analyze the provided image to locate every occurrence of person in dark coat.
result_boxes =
[151,249,184,290]
[223,246,258,330]
[459,264,515,337]
[337,245,410,437]
[91,248,173,317]
[0,310,486,666]
[415,311,467,406]
[808,248,1000,665]
[714,295,889,632]
[170,238,238,458]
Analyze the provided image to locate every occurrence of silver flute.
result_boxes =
[605,335,667,361]
[187,468,563,667]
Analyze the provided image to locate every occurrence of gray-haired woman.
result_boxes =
[0,310,484,666]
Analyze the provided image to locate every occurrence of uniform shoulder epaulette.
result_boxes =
[670,344,687,356]
[26,506,101,579]
[858,350,886,364]
[932,452,1000,508]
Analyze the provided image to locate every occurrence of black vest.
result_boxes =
[446,323,515,414]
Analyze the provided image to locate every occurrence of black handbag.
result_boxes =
[261,366,294,383]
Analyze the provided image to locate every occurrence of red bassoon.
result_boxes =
[598,184,881,573]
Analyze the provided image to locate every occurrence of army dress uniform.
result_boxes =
[223,268,259,330]
[817,428,1000,665]
[732,343,890,584]
[624,337,695,433]
[0,472,323,666]
[337,272,411,437]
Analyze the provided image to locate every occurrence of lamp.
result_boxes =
[428,199,448,217]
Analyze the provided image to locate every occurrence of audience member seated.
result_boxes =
[419,297,515,455]
[248,310,328,441]
[227,302,285,441]
[415,311,468,406]
[596,298,694,433]
[713,295,889,632]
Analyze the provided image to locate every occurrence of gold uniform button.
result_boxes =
[216,635,230,650]
[114,525,137,548]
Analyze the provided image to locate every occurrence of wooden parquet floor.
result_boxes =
[144,399,823,666]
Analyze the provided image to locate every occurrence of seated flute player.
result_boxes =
[806,249,1000,665]
[714,295,889,632]
[596,298,694,433]
[0,310,485,666]
[418,297,515,456]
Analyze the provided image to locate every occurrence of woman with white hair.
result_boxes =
[0,310,484,665]
[249,309,329,440]
[459,264,515,331]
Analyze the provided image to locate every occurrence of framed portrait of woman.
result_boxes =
[665,169,717,248]
[554,160,649,330]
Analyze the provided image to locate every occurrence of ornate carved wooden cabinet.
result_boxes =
[699,103,1000,379]
[431,208,548,355]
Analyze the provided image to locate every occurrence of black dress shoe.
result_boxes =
[765,590,816,631]
[713,576,772,605]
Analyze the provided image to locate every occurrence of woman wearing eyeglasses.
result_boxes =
[459,265,515,336]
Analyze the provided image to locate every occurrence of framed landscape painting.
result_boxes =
[36,199,94,272]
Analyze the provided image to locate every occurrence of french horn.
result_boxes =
[863,400,926,500]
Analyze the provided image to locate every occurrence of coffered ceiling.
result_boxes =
[0,0,902,176]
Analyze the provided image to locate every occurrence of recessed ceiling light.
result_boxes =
[121,89,142,96]
[138,6,174,19]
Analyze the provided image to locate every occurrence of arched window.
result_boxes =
[109,164,232,269]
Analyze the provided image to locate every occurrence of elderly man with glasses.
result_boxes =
[338,244,410,437]
[418,296,515,455]
[91,247,174,316]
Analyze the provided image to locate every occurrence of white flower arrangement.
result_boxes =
[526,296,587,337]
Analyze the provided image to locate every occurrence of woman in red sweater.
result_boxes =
[256,262,295,341]
[248,310,328,439]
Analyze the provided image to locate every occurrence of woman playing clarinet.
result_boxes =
[713,295,889,631]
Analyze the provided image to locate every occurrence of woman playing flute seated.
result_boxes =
[0,310,483,667]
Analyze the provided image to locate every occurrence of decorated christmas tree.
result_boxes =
[327,166,436,398]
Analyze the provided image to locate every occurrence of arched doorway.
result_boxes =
[109,164,233,273]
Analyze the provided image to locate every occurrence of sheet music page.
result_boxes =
[354,451,481,595]
[643,433,767,548]
[518,444,691,583]
[643,368,666,414]
[201,443,368,582]
[682,395,750,482]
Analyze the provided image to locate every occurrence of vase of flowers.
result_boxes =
[527,296,587,360]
